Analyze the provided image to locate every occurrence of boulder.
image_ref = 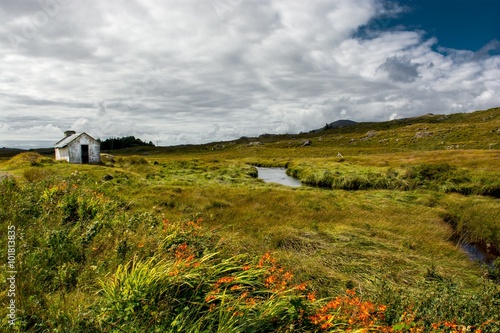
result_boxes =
[415,131,433,138]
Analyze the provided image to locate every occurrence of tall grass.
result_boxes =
[285,160,500,197]
[441,195,500,255]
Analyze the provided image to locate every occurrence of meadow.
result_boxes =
[1,107,500,332]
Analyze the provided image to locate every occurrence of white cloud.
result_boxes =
[0,0,498,148]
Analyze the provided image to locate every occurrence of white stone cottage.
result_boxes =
[54,131,101,164]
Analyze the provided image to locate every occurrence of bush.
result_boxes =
[23,167,50,182]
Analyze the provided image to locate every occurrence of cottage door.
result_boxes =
[81,144,89,163]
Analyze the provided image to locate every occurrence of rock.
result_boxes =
[101,153,116,163]
[211,144,226,150]
[365,130,377,138]
[103,174,114,181]
[414,131,433,138]
[301,140,312,147]
[359,130,377,141]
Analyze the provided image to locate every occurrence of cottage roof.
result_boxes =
[54,132,97,148]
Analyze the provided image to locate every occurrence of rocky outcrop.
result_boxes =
[414,131,433,138]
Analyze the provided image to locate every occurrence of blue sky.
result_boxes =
[0,0,499,148]
[385,0,499,52]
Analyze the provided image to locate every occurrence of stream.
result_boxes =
[256,167,302,187]
[460,242,497,267]
[255,167,497,267]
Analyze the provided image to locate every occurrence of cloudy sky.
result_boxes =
[1,0,499,148]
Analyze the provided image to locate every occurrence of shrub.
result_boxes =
[23,167,50,182]
[404,163,456,183]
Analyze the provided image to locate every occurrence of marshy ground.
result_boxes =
[1,107,499,332]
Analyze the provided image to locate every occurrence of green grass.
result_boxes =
[1,107,500,332]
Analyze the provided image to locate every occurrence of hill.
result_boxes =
[232,107,500,151]
[322,119,358,130]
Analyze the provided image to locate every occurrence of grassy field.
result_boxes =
[1,107,500,332]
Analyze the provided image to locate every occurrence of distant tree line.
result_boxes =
[100,136,155,150]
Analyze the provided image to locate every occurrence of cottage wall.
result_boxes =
[55,147,70,162]
[66,134,100,164]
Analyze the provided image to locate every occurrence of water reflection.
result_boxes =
[256,167,302,187]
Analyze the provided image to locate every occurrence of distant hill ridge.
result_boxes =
[1,107,499,154]
[323,119,357,130]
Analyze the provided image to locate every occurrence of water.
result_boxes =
[256,167,302,187]
[460,243,496,267]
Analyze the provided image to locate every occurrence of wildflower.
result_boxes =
[175,243,191,260]
[138,243,144,248]
[346,289,356,296]
[258,252,276,267]
[307,292,316,302]
[245,297,257,307]
[324,298,341,309]
[214,276,236,289]
[295,282,307,291]
[444,321,458,329]
[321,322,333,330]
[258,253,272,267]
[205,295,217,303]
[242,264,251,271]
[217,276,235,284]
[265,275,277,287]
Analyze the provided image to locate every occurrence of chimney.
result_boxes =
[64,130,76,137]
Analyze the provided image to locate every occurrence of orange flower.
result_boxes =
[242,264,251,271]
[346,289,356,296]
[216,276,235,286]
[265,275,277,286]
[321,322,333,330]
[307,292,316,302]
[205,295,216,303]
[295,282,307,291]
[245,297,257,307]
[258,253,272,267]
[444,321,457,328]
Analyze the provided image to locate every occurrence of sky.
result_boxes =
[0,0,499,148]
